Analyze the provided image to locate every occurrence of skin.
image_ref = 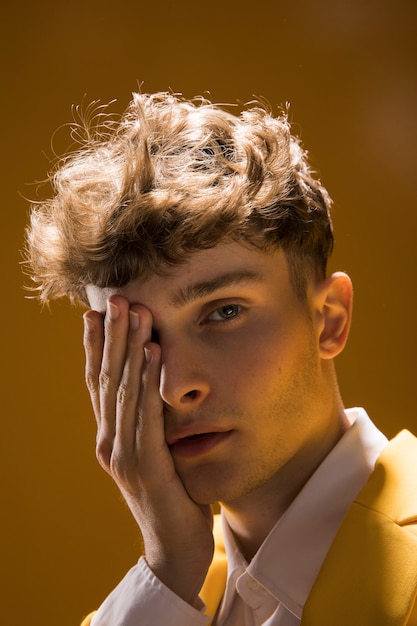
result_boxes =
[83,241,353,606]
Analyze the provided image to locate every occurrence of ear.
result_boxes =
[313,272,353,359]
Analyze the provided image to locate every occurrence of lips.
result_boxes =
[167,430,233,458]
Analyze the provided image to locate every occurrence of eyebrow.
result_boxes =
[170,270,264,308]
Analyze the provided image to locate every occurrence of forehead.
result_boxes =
[86,242,291,312]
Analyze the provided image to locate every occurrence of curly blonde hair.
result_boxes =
[25,91,333,305]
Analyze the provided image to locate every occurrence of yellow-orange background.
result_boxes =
[1,1,416,624]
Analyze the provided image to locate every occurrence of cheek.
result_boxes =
[210,332,284,399]
[205,312,318,399]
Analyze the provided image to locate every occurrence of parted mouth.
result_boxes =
[166,426,231,447]
[167,430,234,458]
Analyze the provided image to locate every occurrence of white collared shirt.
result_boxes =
[91,408,388,626]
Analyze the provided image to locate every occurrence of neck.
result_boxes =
[221,405,350,561]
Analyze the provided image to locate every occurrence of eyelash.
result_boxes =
[203,303,245,325]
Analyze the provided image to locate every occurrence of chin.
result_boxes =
[180,469,234,505]
[184,483,224,506]
[182,473,253,507]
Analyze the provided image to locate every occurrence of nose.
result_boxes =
[159,338,211,410]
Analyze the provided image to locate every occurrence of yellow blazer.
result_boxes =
[80,430,417,625]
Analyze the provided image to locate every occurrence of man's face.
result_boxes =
[87,242,341,507]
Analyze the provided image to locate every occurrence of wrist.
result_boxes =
[145,553,210,607]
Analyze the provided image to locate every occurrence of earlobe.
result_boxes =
[315,272,353,359]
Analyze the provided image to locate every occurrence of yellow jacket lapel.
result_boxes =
[302,430,417,625]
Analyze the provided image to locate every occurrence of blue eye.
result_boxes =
[209,304,241,321]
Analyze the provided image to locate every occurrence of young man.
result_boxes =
[26,92,417,625]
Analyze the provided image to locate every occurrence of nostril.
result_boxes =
[151,328,160,344]
[183,389,198,400]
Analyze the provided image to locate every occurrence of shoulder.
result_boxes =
[357,429,417,529]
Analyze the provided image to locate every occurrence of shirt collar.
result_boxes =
[220,408,388,619]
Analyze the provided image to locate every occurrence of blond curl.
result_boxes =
[24,91,333,305]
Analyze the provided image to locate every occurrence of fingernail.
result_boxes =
[107,300,120,321]
[83,313,95,331]
[129,310,140,330]
[144,347,152,363]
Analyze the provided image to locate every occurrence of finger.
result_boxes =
[135,342,169,480]
[113,305,153,454]
[83,310,105,424]
[97,296,130,468]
